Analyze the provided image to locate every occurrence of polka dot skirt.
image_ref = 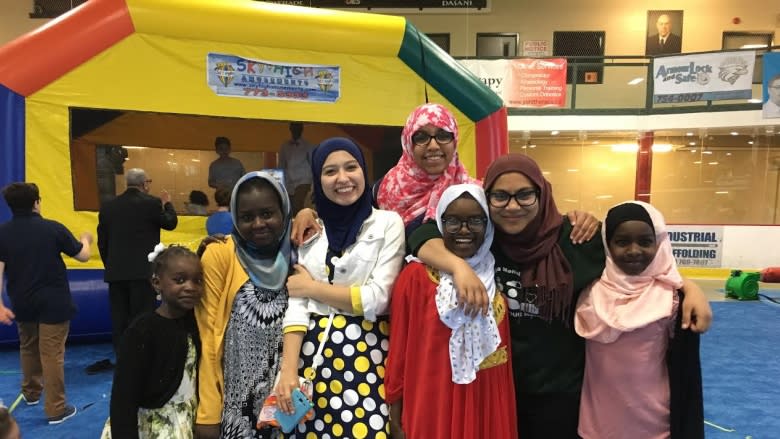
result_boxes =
[287,314,391,439]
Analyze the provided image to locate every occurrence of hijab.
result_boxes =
[484,153,574,324]
[434,184,500,384]
[376,103,474,226]
[311,137,373,255]
[575,201,683,343]
[230,171,292,290]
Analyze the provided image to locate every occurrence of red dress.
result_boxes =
[385,262,518,439]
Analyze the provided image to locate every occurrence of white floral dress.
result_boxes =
[100,335,198,438]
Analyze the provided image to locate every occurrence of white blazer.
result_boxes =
[283,208,405,328]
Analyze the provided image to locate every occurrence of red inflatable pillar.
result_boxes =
[635,131,654,203]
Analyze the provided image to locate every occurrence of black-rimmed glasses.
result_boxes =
[487,189,539,208]
[442,216,488,234]
[411,129,455,147]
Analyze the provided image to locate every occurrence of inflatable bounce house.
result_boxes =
[0,0,507,344]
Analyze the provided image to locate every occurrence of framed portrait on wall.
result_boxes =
[645,10,683,56]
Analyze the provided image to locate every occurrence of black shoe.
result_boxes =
[47,404,77,424]
[85,359,114,375]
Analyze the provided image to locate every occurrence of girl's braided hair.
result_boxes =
[150,245,199,278]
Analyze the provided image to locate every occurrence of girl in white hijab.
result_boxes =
[385,184,518,439]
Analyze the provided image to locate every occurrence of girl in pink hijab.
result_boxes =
[575,201,703,439]
[292,103,475,242]
[375,103,474,233]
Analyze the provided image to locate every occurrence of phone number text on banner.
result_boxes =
[207,53,340,103]
[652,51,755,104]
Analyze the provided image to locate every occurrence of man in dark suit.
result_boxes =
[89,168,177,373]
[646,14,682,55]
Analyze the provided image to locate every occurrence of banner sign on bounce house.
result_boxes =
[652,51,755,104]
[667,225,724,268]
[207,53,341,103]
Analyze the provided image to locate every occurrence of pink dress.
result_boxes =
[578,305,677,439]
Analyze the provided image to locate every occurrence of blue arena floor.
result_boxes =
[0,300,779,438]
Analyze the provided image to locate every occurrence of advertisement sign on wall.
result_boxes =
[457,59,508,96]
[459,58,567,108]
[503,58,567,108]
[667,225,724,268]
[651,51,755,104]
[522,40,550,57]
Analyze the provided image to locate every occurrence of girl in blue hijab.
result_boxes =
[275,137,406,439]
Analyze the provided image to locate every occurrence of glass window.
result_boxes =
[511,131,637,219]
[517,128,780,225]
[652,129,780,224]
[476,33,518,57]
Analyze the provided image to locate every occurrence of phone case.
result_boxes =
[274,388,314,433]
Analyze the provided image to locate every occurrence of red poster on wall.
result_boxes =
[503,58,567,108]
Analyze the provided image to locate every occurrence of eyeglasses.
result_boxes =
[487,189,539,208]
[411,129,455,147]
[442,216,488,234]
[145,179,153,184]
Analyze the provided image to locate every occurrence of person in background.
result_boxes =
[195,172,292,439]
[91,168,178,374]
[0,182,92,425]
[386,184,517,439]
[102,245,203,439]
[278,122,315,215]
[410,154,712,439]
[575,201,703,439]
[208,136,245,192]
[186,190,209,216]
[275,137,405,439]
[205,187,232,235]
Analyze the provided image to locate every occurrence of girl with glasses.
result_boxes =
[386,184,517,439]
[410,154,713,439]
[292,103,475,244]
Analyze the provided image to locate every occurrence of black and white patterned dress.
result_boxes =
[221,280,287,439]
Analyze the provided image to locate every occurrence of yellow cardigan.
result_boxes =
[194,236,249,425]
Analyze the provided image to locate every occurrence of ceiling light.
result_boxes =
[708,161,719,165]
[702,151,713,155]
[715,191,729,194]
[551,130,559,136]
[567,169,579,172]
[612,143,638,152]
[686,132,694,136]
[726,152,732,156]
[191,159,200,162]
[730,131,739,136]
[694,161,702,164]
[652,143,673,152]
[688,141,696,146]
[748,140,754,145]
